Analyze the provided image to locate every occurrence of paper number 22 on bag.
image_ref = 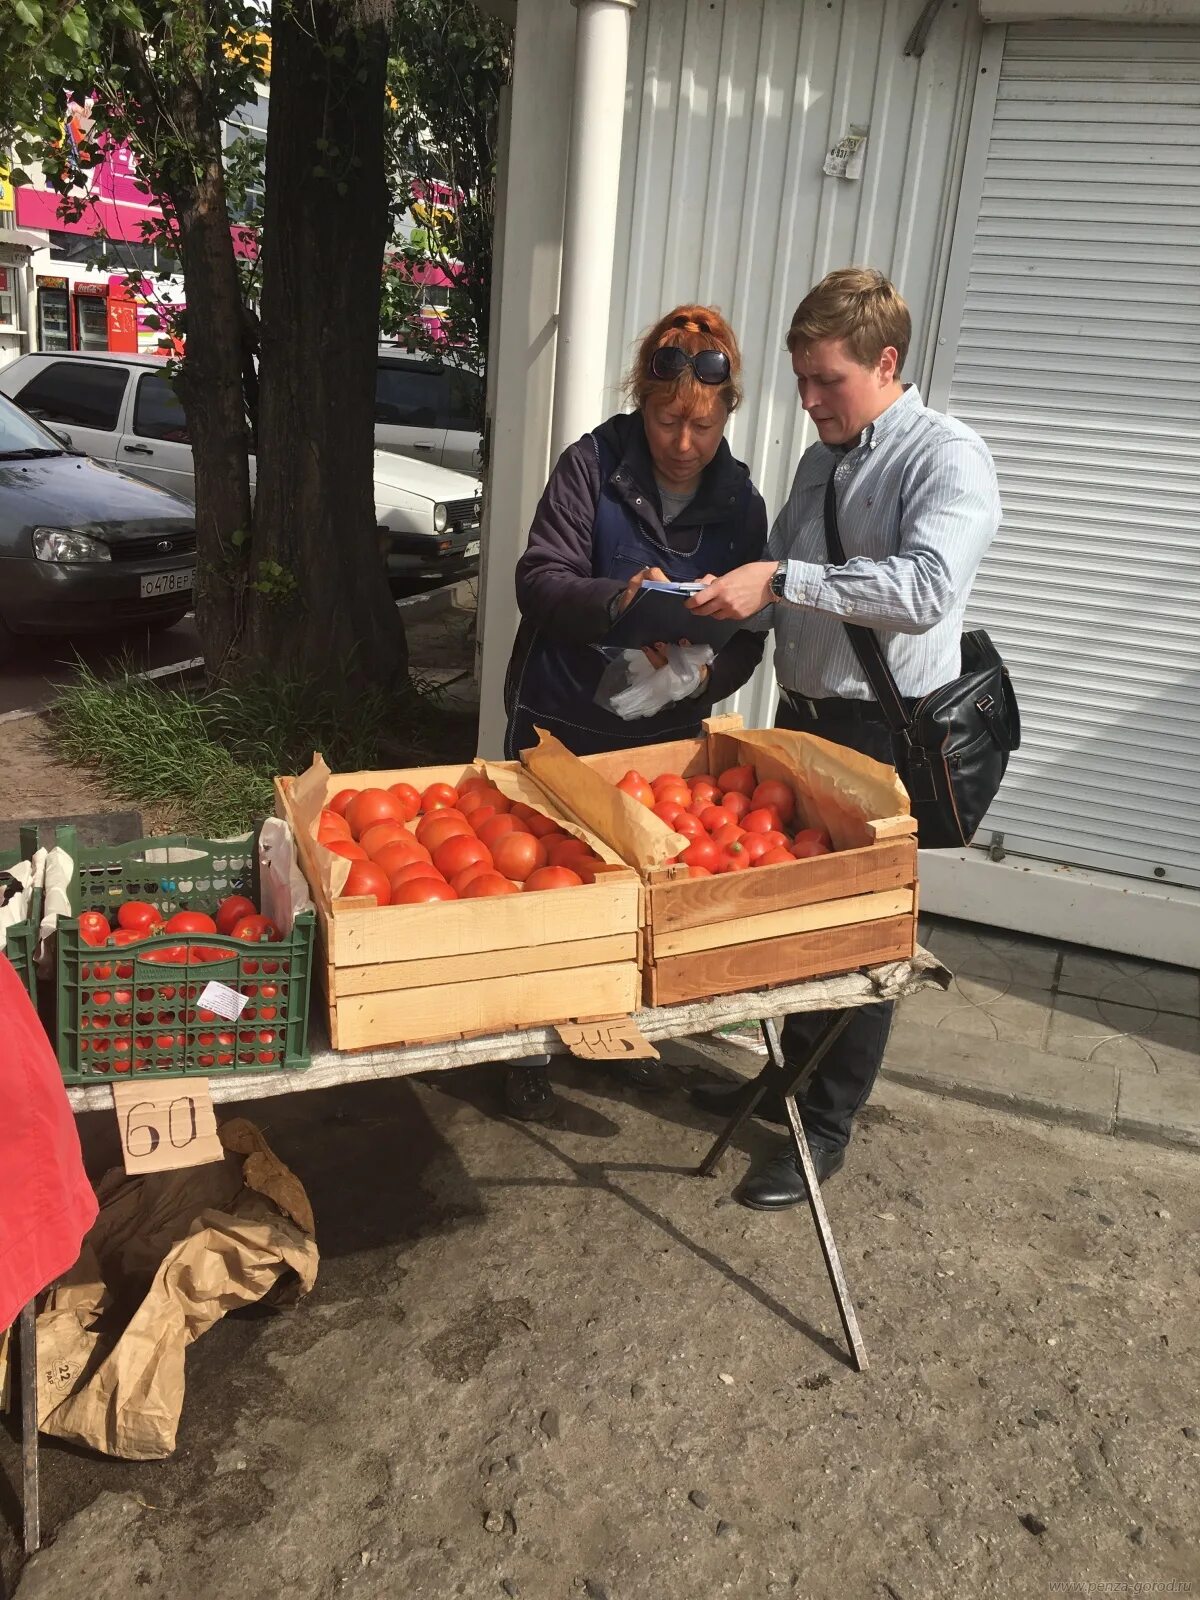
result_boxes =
[111,1078,224,1175]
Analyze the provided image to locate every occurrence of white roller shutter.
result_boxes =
[945,23,1200,890]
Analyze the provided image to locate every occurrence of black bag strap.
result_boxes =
[822,471,914,737]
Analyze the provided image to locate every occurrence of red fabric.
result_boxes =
[0,954,97,1331]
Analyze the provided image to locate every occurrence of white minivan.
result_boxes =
[0,351,485,587]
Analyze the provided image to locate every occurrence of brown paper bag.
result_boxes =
[25,1117,318,1461]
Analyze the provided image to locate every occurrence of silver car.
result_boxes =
[0,350,484,588]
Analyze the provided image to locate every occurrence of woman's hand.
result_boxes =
[686,561,777,620]
[617,564,669,614]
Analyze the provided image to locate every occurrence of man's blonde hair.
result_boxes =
[786,267,911,372]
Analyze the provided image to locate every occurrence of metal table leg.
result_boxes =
[696,1012,869,1372]
[19,1300,39,1555]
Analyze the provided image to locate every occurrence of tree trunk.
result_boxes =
[246,0,407,695]
[115,13,253,678]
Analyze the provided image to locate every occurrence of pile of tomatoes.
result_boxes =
[314,777,605,905]
[614,764,834,878]
[76,893,282,961]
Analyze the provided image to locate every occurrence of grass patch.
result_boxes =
[50,659,450,837]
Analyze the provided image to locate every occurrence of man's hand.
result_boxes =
[686,561,777,621]
[617,564,669,614]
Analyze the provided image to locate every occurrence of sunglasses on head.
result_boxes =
[648,345,731,386]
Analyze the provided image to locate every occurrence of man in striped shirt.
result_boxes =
[687,267,1001,1209]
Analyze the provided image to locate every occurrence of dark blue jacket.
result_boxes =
[504,411,768,758]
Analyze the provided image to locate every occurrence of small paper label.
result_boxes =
[112,1078,224,1176]
[823,125,869,180]
[556,1019,660,1061]
[197,980,249,1021]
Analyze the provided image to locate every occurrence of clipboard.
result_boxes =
[603,582,740,650]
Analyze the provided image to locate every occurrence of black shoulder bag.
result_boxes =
[822,473,1020,849]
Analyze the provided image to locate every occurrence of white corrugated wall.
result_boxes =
[602,0,986,727]
[941,23,1200,890]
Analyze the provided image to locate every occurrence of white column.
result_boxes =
[550,0,637,462]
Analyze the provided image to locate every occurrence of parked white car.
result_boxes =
[374,346,483,474]
[0,351,483,586]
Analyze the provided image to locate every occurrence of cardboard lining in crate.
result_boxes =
[276,756,643,1050]
[522,716,918,1006]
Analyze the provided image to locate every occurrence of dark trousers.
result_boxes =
[775,696,897,1151]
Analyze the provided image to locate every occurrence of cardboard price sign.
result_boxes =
[556,1019,660,1061]
[112,1078,224,1176]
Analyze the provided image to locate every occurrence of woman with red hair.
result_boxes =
[499,305,768,1118]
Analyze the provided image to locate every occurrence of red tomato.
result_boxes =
[792,827,833,851]
[215,895,257,935]
[651,771,687,793]
[78,910,111,947]
[417,812,474,853]
[672,813,707,843]
[109,928,144,948]
[420,782,461,813]
[459,775,491,795]
[652,780,691,809]
[339,862,392,905]
[689,777,720,805]
[616,771,655,808]
[459,872,520,898]
[476,813,529,849]
[328,788,359,816]
[740,834,773,863]
[755,847,797,867]
[653,802,686,828]
[721,792,752,821]
[388,782,422,821]
[758,830,791,852]
[165,911,218,935]
[792,834,833,859]
[230,914,282,943]
[524,866,584,892]
[544,835,595,868]
[752,780,796,825]
[345,787,405,839]
[118,901,164,934]
[681,838,720,872]
[699,804,737,833]
[360,821,409,858]
[741,807,781,835]
[460,785,510,817]
[492,831,548,883]
[450,861,496,895]
[388,861,445,891]
[433,834,493,879]
[712,823,745,849]
[316,807,352,838]
[687,865,713,879]
[717,764,756,798]
[525,812,563,839]
[372,838,433,877]
[324,837,369,861]
[140,945,188,965]
[392,877,459,905]
[717,844,752,874]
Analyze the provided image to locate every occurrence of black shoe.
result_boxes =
[618,1058,673,1093]
[503,1066,558,1122]
[690,1078,790,1127]
[734,1139,845,1210]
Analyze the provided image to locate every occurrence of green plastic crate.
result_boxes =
[55,826,313,1085]
[0,825,42,1004]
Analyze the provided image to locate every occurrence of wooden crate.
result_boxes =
[522,717,918,1007]
[276,757,643,1050]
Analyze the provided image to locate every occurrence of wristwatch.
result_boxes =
[768,561,788,600]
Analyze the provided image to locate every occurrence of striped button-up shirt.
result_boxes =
[766,385,1001,700]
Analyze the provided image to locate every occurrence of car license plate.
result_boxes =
[464,540,480,559]
[139,568,194,599]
